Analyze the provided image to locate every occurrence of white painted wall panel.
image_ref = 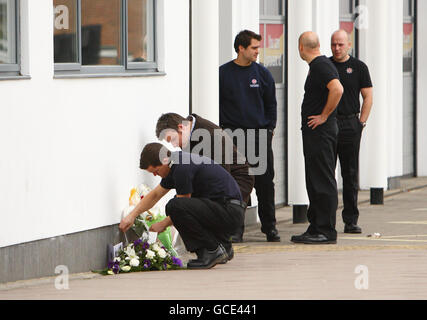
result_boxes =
[417,0,427,176]
[0,0,189,248]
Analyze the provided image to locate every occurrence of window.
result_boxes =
[403,0,415,73]
[53,0,157,75]
[339,0,357,57]
[0,0,19,74]
[259,0,285,84]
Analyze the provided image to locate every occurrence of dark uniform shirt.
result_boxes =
[219,61,277,130]
[301,55,340,130]
[189,114,254,203]
[330,55,373,115]
[160,151,243,201]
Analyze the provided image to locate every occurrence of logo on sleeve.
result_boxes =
[250,79,260,88]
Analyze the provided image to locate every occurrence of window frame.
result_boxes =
[0,0,20,74]
[259,0,286,86]
[403,0,415,75]
[54,0,158,75]
[339,0,358,58]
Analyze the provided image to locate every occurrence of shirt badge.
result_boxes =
[346,67,353,74]
[250,79,260,88]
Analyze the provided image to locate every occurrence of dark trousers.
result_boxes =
[165,197,244,252]
[302,120,338,240]
[337,117,363,225]
[252,129,276,234]
[223,128,277,236]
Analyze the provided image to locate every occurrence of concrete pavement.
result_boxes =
[1,177,427,300]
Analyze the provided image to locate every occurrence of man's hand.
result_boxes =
[149,220,167,233]
[149,216,173,233]
[119,214,135,233]
[307,114,327,130]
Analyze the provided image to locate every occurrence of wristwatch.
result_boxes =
[360,121,367,128]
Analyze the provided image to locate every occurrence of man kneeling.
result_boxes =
[119,143,246,269]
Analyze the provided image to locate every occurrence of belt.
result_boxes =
[337,113,359,120]
[228,199,247,209]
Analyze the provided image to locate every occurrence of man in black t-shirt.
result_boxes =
[291,32,344,244]
[119,143,245,269]
[330,30,373,234]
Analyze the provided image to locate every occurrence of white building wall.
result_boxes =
[417,0,427,176]
[386,0,403,180]
[312,0,339,58]
[219,0,259,66]
[287,0,312,206]
[0,0,190,248]
[358,0,389,190]
[192,0,219,123]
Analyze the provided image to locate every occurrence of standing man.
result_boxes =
[291,32,343,244]
[219,30,280,242]
[330,30,373,234]
[119,143,246,269]
[155,112,254,241]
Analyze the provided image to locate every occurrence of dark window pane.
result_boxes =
[403,0,412,17]
[81,0,121,65]
[259,23,283,83]
[264,0,282,16]
[0,0,16,64]
[128,0,155,63]
[339,0,352,16]
[53,0,78,63]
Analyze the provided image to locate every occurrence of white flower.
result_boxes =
[152,243,161,252]
[107,270,114,275]
[146,249,155,259]
[130,258,140,267]
[114,257,121,262]
[124,246,138,260]
[157,249,167,259]
[121,265,131,272]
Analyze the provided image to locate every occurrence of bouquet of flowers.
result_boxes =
[92,183,184,275]
[125,184,177,256]
[94,239,183,275]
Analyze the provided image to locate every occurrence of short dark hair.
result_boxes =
[234,30,262,54]
[155,113,190,139]
[140,143,171,169]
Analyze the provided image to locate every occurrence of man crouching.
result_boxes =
[119,143,246,269]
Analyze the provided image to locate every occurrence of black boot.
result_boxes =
[187,246,227,269]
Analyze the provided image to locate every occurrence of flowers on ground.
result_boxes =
[94,239,183,275]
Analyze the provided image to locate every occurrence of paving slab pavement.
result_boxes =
[1,178,427,300]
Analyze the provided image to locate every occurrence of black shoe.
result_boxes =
[231,235,243,243]
[291,233,336,244]
[266,229,281,242]
[344,224,362,234]
[290,232,311,243]
[218,245,234,264]
[187,246,227,269]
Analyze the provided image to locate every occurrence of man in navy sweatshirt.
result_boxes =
[219,30,279,243]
